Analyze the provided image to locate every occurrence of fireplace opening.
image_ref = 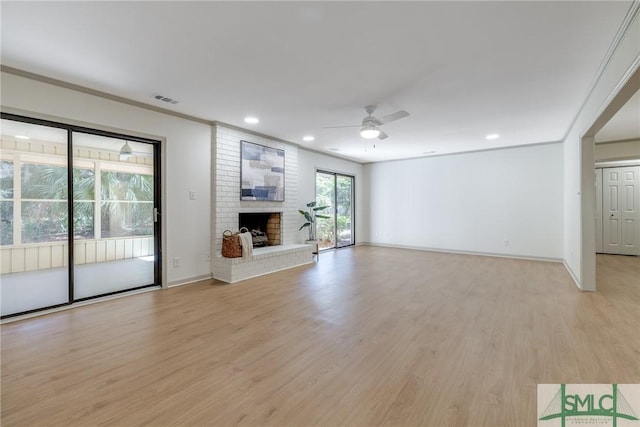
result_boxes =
[239,212,281,247]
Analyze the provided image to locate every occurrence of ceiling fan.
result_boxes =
[322,105,410,140]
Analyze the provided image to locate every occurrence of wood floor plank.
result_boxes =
[1,247,639,426]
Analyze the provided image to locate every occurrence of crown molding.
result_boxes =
[1,65,211,125]
[563,0,640,141]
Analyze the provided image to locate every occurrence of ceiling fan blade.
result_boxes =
[377,130,388,140]
[377,110,410,124]
[321,124,360,129]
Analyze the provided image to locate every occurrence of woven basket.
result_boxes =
[221,227,248,258]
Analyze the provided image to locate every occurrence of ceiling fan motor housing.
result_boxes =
[361,117,379,127]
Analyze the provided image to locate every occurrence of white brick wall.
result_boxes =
[213,124,299,253]
[211,124,306,281]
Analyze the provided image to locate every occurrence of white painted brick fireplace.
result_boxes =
[211,124,312,282]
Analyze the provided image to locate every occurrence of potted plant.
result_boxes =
[298,201,330,243]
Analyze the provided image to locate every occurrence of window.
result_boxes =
[0,152,153,245]
[101,170,153,238]
[73,167,96,239]
[0,160,14,245]
[21,162,69,243]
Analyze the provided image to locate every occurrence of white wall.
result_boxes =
[297,149,366,243]
[1,72,213,286]
[365,143,564,259]
[563,8,640,290]
[595,139,640,161]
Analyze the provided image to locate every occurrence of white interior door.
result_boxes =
[603,166,640,255]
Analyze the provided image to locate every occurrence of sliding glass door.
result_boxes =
[0,120,70,315]
[0,114,161,318]
[316,170,355,250]
[72,133,157,300]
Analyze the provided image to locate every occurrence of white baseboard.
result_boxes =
[167,274,213,288]
[562,260,588,291]
[360,242,563,263]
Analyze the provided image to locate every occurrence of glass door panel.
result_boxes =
[315,171,355,250]
[316,172,336,250]
[0,120,70,316]
[72,133,156,300]
[336,175,354,247]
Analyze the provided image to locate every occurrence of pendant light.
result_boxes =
[120,141,133,160]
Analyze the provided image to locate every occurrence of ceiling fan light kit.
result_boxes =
[360,125,380,139]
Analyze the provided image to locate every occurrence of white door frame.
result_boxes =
[595,168,603,253]
[580,65,640,291]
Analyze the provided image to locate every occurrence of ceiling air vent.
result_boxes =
[153,94,178,104]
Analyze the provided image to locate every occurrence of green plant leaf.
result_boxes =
[315,215,331,219]
[306,201,317,208]
[298,210,313,222]
[313,206,329,211]
[298,222,311,231]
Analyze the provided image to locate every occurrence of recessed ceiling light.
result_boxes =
[486,133,500,140]
[328,148,341,152]
[244,116,259,124]
[303,136,315,142]
[15,135,30,140]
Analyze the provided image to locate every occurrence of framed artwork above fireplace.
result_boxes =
[240,140,285,201]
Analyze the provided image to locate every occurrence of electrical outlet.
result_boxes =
[503,239,509,247]
[189,190,196,200]
[173,257,181,268]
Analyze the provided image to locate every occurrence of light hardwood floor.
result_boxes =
[1,247,639,426]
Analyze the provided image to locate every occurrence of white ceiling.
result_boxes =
[595,90,640,143]
[0,1,634,163]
